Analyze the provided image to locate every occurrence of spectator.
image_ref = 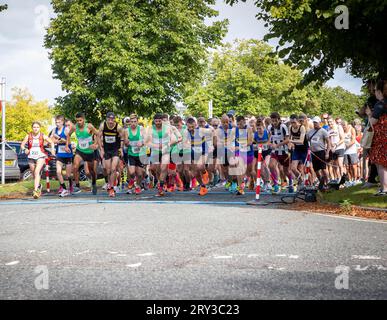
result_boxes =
[342,121,361,186]
[367,79,387,196]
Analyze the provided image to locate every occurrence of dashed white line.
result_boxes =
[214,255,233,259]
[352,255,381,260]
[136,252,155,257]
[126,263,142,268]
[5,261,19,266]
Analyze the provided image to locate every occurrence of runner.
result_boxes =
[186,117,212,196]
[66,112,99,195]
[21,122,55,199]
[98,112,126,197]
[171,116,192,191]
[124,114,146,195]
[50,115,74,197]
[267,112,292,194]
[230,115,254,195]
[307,116,332,190]
[215,114,235,191]
[145,113,176,197]
[289,114,308,191]
[253,119,272,192]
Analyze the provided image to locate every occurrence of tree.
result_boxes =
[183,39,362,120]
[225,0,387,84]
[45,0,228,124]
[1,88,53,141]
[0,4,7,13]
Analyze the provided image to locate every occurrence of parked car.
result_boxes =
[8,141,104,181]
[0,142,21,181]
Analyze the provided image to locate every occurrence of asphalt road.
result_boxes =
[0,189,386,299]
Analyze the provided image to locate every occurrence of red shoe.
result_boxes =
[108,188,116,198]
[134,186,141,195]
[156,187,165,197]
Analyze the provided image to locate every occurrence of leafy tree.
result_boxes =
[183,39,362,120]
[45,0,228,124]
[225,0,387,83]
[1,88,53,141]
[0,3,7,12]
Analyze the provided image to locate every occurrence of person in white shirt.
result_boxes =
[327,117,346,182]
[342,121,360,186]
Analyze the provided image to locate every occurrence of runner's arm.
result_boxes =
[44,135,56,156]
[20,135,29,154]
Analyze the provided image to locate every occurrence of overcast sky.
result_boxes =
[0,0,363,105]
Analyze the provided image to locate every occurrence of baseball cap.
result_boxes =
[312,116,321,123]
[227,110,235,116]
[106,112,115,119]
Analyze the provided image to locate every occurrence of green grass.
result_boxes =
[0,179,105,197]
[322,185,386,209]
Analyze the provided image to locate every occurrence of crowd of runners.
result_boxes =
[18,97,386,200]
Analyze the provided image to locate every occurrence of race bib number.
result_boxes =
[193,146,202,153]
[239,144,248,152]
[105,136,116,144]
[58,145,67,153]
[78,138,91,149]
[132,147,141,153]
[31,150,39,156]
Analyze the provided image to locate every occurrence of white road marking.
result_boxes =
[116,254,127,257]
[352,255,381,260]
[136,252,155,257]
[5,261,19,266]
[354,265,387,271]
[108,251,118,254]
[126,263,142,268]
[247,254,261,258]
[39,251,47,254]
[275,254,287,257]
[307,212,387,224]
[27,250,36,253]
[214,255,233,259]
[289,255,299,259]
[75,250,90,255]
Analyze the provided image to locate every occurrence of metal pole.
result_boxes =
[208,100,213,118]
[1,77,6,185]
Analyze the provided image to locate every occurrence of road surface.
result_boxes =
[0,189,386,299]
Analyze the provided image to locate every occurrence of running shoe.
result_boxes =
[92,184,97,195]
[108,188,115,198]
[288,185,295,194]
[224,181,231,190]
[229,182,238,193]
[126,188,133,194]
[60,189,70,197]
[374,190,387,196]
[127,179,135,190]
[134,186,142,195]
[113,186,120,193]
[202,171,209,185]
[69,184,74,194]
[33,190,40,199]
[281,181,288,188]
[156,186,165,197]
[265,183,272,192]
[199,186,208,196]
[102,183,108,191]
[72,186,82,194]
[57,186,64,195]
[272,184,280,194]
[236,186,245,195]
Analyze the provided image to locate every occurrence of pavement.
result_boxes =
[0,187,386,299]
